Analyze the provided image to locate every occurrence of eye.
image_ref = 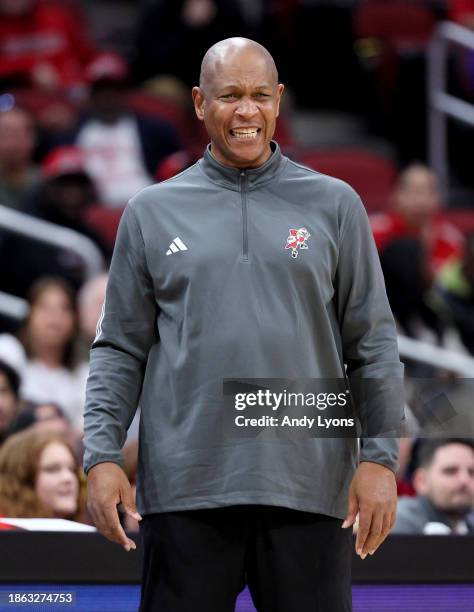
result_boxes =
[220,94,237,100]
[254,92,270,98]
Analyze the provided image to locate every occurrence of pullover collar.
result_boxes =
[199,140,287,192]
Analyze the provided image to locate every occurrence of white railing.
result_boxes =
[1,206,472,375]
[0,291,28,321]
[398,334,474,376]
[0,205,104,278]
[428,21,474,197]
[0,205,105,321]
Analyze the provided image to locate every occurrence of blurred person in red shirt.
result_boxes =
[0,107,39,210]
[370,164,464,337]
[371,164,464,275]
[0,0,94,92]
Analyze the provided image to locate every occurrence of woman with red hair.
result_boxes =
[0,429,87,522]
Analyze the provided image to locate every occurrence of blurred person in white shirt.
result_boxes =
[393,438,474,534]
[0,277,88,430]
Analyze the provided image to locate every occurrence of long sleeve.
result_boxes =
[336,192,404,473]
[83,201,158,473]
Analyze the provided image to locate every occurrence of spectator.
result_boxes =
[393,438,474,534]
[0,359,21,445]
[0,429,87,522]
[370,164,464,337]
[27,146,111,258]
[0,107,39,210]
[0,0,94,92]
[434,234,474,354]
[0,146,108,299]
[133,0,246,87]
[10,401,71,436]
[3,277,88,429]
[71,52,181,208]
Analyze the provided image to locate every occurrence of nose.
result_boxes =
[60,468,75,484]
[235,96,258,119]
[456,469,473,490]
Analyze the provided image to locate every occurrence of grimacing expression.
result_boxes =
[35,441,79,518]
[192,49,284,168]
[415,444,474,516]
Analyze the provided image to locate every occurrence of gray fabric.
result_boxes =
[393,495,474,534]
[83,142,404,519]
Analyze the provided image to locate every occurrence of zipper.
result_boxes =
[240,170,248,261]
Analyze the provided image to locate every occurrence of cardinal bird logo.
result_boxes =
[285,227,311,258]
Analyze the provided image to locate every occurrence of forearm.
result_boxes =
[83,345,145,473]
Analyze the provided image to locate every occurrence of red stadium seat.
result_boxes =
[83,205,124,249]
[354,0,437,52]
[438,209,474,236]
[299,148,397,212]
[354,0,437,102]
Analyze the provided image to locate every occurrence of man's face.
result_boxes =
[0,109,35,168]
[46,175,92,220]
[91,82,126,124]
[393,167,441,227]
[192,49,284,168]
[414,444,474,517]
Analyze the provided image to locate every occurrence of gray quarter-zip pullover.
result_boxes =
[83,142,404,519]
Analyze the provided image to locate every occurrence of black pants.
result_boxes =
[139,505,352,612]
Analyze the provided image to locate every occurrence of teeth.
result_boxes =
[231,128,259,138]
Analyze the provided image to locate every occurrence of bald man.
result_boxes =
[84,38,404,611]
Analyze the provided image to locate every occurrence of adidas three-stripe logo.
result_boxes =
[166,237,188,256]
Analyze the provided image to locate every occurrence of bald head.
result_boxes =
[199,37,278,95]
[192,37,283,169]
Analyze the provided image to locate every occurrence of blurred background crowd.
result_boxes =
[0,0,473,536]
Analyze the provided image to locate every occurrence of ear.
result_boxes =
[413,467,428,495]
[275,83,285,118]
[192,86,205,122]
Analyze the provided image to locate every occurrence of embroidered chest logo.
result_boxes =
[285,227,311,258]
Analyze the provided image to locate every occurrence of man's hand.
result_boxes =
[342,461,397,559]
[87,462,142,551]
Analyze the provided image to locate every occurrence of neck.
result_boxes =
[209,144,272,170]
[34,346,64,368]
